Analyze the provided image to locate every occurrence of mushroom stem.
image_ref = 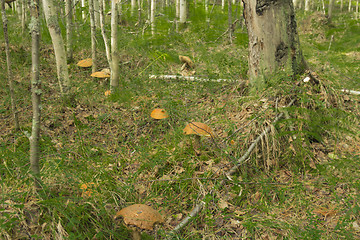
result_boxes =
[131,229,141,240]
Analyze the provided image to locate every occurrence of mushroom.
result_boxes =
[114,204,164,240]
[77,58,93,68]
[179,55,194,69]
[90,71,111,79]
[183,122,214,153]
[150,109,169,120]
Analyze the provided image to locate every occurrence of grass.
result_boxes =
[1,3,360,240]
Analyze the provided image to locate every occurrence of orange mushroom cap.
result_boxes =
[114,204,164,230]
[150,109,169,119]
[91,71,111,78]
[77,58,93,67]
[183,122,214,137]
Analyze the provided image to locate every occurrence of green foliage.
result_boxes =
[1,3,360,240]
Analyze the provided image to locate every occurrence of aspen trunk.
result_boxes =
[66,0,73,62]
[42,0,70,94]
[179,0,186,23]
[110,0,120,90]
[150,0,155,35]
[1,0,20,130]
[242,0,306,90]
[89,0,97,73]
[29,0,42,191]
[99,0,111,66]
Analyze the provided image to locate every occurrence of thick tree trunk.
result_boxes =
[42,0,70,94]
[110,0,120,90]
[242,0,306,90]
[2,0,20,130]
[29,0,42,191]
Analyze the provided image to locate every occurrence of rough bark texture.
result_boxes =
[42,0,70,93]
[1,0,20,130]
[29,0,42,191]
[243,0,306,89]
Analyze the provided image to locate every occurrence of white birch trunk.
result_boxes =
[81,0,85,19]
[29,0,42,191]
[42,0,70,93]
[131,0,136,15]
[66,0,73,62]
[150,0,155,35]
[110,0,119,90]
[341,0,343,11]
[205,0,209,22]
[356,0,359,19]
[176,0,179,18]
[179,0,186,23]
[99,0,110,66]
[305,0,310,11]
[222,0,225,9]
[89,0,97,73]
[94,0,100,27]
[348,0,352,11]
[1,0,20,130]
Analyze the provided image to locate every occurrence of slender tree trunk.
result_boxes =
[150,0,155,34]
[29,0,42,191]
[131,0,136,15]
[99,0,111,66]
[66,0,73,62]
[94,0,100,27]
[1,0,20,130]
[21,0,26,33]
[42,0,70,94]
[328,0,334,22]
[137,0,142,24]
[228,0,232,43]
[348,0,352,12]
[242,0,307,90]
[305,0,310,11]
[110,0,119,90]
[81,0,85,19]
[356,0,359,19]
[179,0,186,23]
[89,0,97,73]
[204,0,209,22]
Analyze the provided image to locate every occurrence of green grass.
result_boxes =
[1,4,360,240]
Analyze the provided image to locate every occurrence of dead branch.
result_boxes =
[149,74,241,83]
[341,89,360,95]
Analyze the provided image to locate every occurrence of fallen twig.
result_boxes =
[341,89,360,95]
[149,74,240,83]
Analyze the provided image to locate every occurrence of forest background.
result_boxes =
[1,0,360,239]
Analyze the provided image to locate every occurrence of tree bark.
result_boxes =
[242,0,306,90]
[179,0,186,23]
[65,0,73,62]
[42,0,70,94]
[150,0,155,35]
[99,0,111,66]
[89,0,97,73]
[29,0,42,191]
[110,0,120,90]
[1,0,20,130]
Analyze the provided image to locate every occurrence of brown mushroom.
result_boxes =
[90,71,110,79]
[77,58,93,68]
[179,55,194,69]
[183,122,214,153]
[114,204,164,240]
[150,109,169,120]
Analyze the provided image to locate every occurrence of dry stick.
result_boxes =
[169,98,296,235]
[149,74,240,83]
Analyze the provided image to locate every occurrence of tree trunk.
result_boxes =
[42,0,70,94]
[179,0,186,23]
[242,0,306,90]
[150,0,155,34]
[328,0,334,22]
[228,0,232,43]
[65,0,73,62]
[99,0,111,66]
[110,0,120,90]
[81,0,85,19]
[29,0,42,191]
[89,0,97,73]
[131,0,136,15]
[1,0,20,130]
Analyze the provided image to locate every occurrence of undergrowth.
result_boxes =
[1,4,360,240]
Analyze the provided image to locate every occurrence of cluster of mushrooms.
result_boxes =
[77,57,213,239]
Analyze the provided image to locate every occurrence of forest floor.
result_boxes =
[1,8,360,239]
